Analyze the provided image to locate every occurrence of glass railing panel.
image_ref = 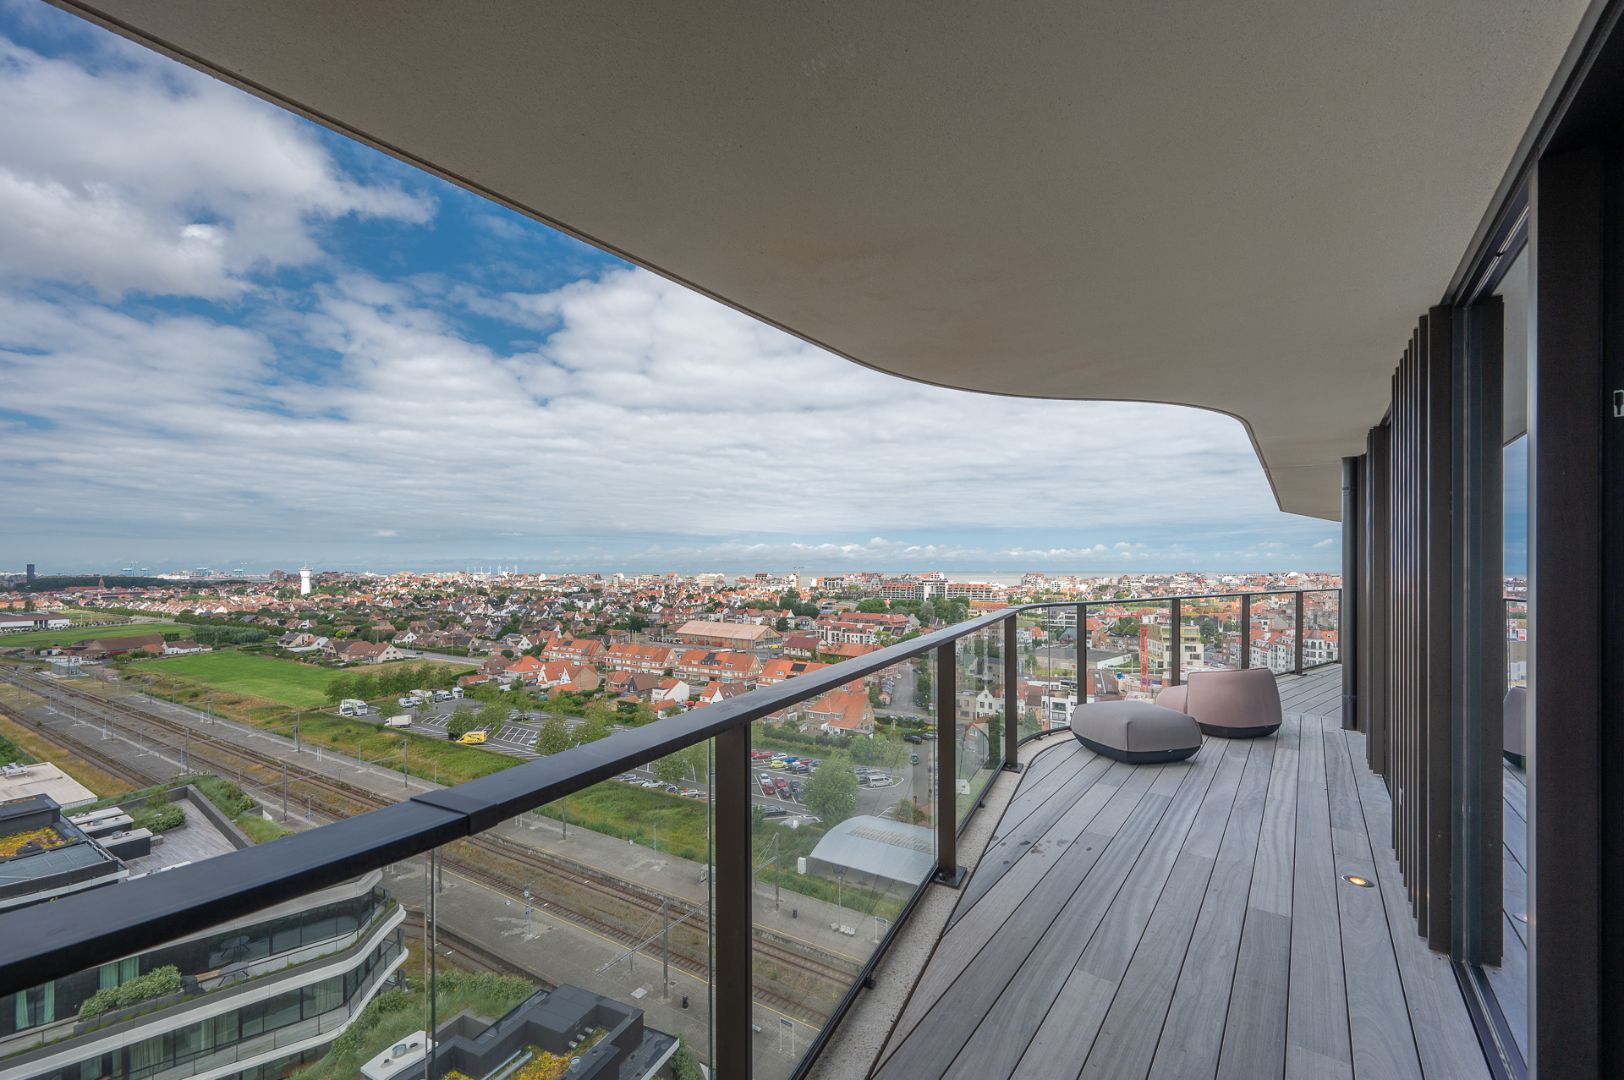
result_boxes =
[1303,590,1341,667]
[1015,609,1045,740]
[1504,599,1528,689]
[1178,594,1235,674]
[1247,592,1297,675]
[0,731,715,1080]
[954,626,1001,827]
[749,670,929,1079]
[1091,599,1172,701]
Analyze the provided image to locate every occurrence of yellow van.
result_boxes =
[456,730,487,745]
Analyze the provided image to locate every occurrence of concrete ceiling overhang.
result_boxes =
[53,1,1593,519]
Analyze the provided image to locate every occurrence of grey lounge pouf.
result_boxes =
[1070,700,1201,764]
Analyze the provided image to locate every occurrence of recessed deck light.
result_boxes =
[1342,874,1374,888]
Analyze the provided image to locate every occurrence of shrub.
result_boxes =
[192,777,256,819]
[671,1040,705,1080]
[79,965,182,1019]
[130,804,186,833]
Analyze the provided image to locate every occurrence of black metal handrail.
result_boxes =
[0,587,1341,1077]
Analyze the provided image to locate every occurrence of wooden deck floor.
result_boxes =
[1490,760,1529,1059]
[872,666,1490,1080]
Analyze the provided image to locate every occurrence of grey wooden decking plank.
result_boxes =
[911,759,1142,1021]
[1215,715,1301,1080]
[1322,719,1422,1079]
[1147,735,1278,1080]
[996,740,1088,836]
[944,750,1230,1079]
[874,765,1166,1073]
[1217,908,1293,1080]
[1484,913,1529,1059]
[1278,680,1331,712]
[874,783,1179,1079]
[1070,744,1256,1080]
[1344,730,1491,1079]
[1285,715,1354,1077]
[1502,762,1527,823]
[1248,714,1302,917]
[1502,846,1528,949]
[1502,796,1528,872]
[1324,714,1374,868]
[967,752,1118,914]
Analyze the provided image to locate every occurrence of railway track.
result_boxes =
[0,667,857,1023]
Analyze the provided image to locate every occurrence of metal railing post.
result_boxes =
[934,642,965,887]
[1076,603,1087,704]
[1169,597,1183,687]
[1240,594,1252,669]
[1294,590,1306,674]
[713,724,752,1077]
[1002,615,1020,772]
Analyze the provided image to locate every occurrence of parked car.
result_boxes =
[760,806,789,818]
[397,697,416,708]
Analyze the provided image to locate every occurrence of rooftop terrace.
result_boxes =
[863,666,1487,1079]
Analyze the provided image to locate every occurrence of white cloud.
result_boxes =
[1312,538,1335,549]
[0,36,431,299]
[0,266,1337,566]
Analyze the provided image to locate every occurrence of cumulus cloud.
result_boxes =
[0,267,1339,567]
[0,35,431,299]
[0,13,1340,571]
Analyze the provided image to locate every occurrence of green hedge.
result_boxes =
[79,966,182,1019]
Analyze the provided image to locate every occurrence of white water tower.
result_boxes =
[299,567,313,596]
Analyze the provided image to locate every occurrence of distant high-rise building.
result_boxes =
[300,567,313,596]
[25,564,35,583]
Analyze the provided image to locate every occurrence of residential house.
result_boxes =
[543,636,605,665]
[695,681,751,707]
[336,640,404,665]
[603,642,675,675]
[673,620,781,650]
[805,690,875,737]
[675,649,761,687]
[755,657,830,685]
[781,633,821,659]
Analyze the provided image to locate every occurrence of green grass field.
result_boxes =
[0,622,187,648]
[129,652,341,708]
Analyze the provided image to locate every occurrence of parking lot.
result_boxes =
[359,697,924,821]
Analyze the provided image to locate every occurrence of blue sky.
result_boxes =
[0,2,1344,576]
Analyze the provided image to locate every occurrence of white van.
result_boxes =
[384,715,413,728]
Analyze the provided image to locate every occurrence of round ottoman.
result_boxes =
[1069,700,1201,764]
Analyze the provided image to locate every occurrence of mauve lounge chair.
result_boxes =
[1155,667,1283,738]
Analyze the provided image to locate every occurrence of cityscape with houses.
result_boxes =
[0,562,1344,1080]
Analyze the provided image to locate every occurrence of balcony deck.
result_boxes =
[871,666,1489,1079]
